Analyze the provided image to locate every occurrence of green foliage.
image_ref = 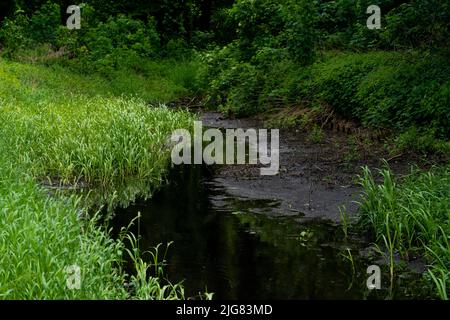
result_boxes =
[229,0,285,60]
[198,0,450,139]
[299,51,449,138]
[210,6,237,46]
[381,0,450,49]
[309,125,325,143]
[0,1,65,55]
[0,2,202,73]
[0,59,194,299]
[165,38,191,59]
[358,166,450,299]
[125,237,186,300]
[84,0,211,43]
[203,49,449,142]
[394,127,450,155]
[316,0,450,50]
[29,0,60,44]
[0,171,128,299]
[80,15,160,72]
[201,45,296,116]
[306,52,391,120]
[228,0,316,64]
[201,0,318,116]
[279,0,317,64]
[0,58,194,205]
[2,0,448,57]
[0,10,33,55]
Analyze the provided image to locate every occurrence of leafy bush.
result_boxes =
[165,38,191,58]
[381,0,450,49]
[201,0,317,116]
[228,0,316,64]
[278,0,316,64]
[299,51,450,138]
[80,15,160,73]
[29,0,61,44]
[0,11,33,56]
[0,1,64,56]
[204,49,450,141]
[395,128,450,155]
[356,53,450,135]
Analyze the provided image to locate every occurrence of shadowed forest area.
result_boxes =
[0,0,448,300]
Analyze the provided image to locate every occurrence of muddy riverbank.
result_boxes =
[200,110,433,222]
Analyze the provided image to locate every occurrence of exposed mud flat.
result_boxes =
[200,111,426,222]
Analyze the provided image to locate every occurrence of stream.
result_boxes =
[111,112,426,299]
[113,165,366,299]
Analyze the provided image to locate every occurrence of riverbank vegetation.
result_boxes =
[0,0,448,299]
[199,1,449,153]
[358,166,449,299]
[0,58,194,298]
[0,21,196,298]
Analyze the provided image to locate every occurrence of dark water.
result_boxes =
[112,165,423,300]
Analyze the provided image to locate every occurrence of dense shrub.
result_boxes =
[302,52,450,137]
[203,50,450,139]
[228,0,316,64]
[381,0,450,49]
[200,0,450,122]
[80,15,160,72]
[0,1,63,54]
[316,0,450,50]
[200,0,317,116]
[0,2,163,73]
[29,0,60,44]
[0,59,193,299]
[0,11,32,55]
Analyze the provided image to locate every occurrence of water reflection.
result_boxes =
[112,165,421,299]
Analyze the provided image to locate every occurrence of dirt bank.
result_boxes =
[199,110,438,222]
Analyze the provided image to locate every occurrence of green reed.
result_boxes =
[357,165,449,299]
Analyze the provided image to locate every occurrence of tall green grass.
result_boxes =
[358,166,450,299]
[0,166,125,299]
[0,58,193,205]
[1,56,201,103]
[0,58,194,299]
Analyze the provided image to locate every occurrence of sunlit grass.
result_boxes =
[0,58,193,203]
[0,57,200,103]
[0,59,194,299]
[0,171,127,299]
